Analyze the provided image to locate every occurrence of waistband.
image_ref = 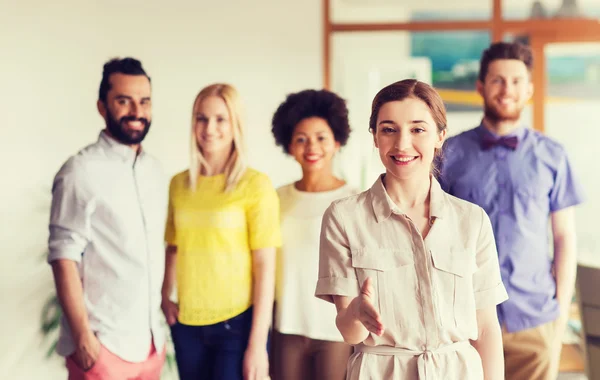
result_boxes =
[355,340,471,379]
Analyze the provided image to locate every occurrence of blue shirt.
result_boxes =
[440,124,584,333]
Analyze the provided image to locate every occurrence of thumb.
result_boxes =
[360,277,374,298]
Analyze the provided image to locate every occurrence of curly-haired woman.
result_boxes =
[270,89,358,380]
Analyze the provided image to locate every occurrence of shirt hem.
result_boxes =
[178,305,252,326]
[274,327,345,343]
[502,310,560,333]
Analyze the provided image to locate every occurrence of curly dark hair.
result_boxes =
[271,89,351,154]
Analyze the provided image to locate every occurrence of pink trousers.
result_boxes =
[66,344,166,380]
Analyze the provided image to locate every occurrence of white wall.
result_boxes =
[0,0,321,378]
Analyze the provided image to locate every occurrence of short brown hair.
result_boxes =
[479,42,533,82]
[369,79,447,176]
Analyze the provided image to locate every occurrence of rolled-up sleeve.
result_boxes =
[48,161,93,263]
[473,207,508,309]
[315,203,359,303]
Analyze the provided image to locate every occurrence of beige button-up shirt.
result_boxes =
[316,175,508,379]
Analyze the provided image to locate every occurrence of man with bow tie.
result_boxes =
[440,42,584,380]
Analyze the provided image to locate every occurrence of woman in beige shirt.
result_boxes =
[315,79,507,380]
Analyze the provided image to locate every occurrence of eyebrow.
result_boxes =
[196,112,228,117]
[378,119,428,125]
[115,95,151,102]
[293,130,328,136]
[491,74,526,80]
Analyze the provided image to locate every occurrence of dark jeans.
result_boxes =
[170,308,255,380]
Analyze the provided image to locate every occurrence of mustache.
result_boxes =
[120,116,150,127]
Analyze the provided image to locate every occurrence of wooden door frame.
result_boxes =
[323,0,600,132]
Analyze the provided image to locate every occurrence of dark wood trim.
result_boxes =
[323,0,600,135]
[331,20,491,33]
[492,0,502,42]
[530,35,546,133]
[323,0,331,90]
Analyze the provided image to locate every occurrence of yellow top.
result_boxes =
[165,168,281,325]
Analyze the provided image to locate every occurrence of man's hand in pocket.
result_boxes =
[73,331,101,371]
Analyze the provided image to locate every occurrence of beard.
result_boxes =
[483,98,523,124]
[105,107,151,145]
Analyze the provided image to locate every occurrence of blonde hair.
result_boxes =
[189,83,247,192]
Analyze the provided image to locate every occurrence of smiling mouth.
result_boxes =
[498,98,516,105]
[124,120,144,130]
[304,155,321,162]
[391,156,418,164]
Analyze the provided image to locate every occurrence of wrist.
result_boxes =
[247,333,268,351]
[74,329,94,346]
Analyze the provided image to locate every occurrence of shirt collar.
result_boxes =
[476,121,527,142]
[97,130,145,163]
[370,174,447,223]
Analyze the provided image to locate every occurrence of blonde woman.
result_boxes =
[161,84,281,380]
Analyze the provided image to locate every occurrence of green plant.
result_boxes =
[40,293,62,358]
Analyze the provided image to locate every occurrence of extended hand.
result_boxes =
[354,277,385,336]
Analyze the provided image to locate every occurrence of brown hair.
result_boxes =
[478,42,533,82]
[369,79,447,176]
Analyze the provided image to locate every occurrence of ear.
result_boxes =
[97,100,107,120]
[525,80,534,102]
[334,140,341,153]
[476,80,484,98]
[436,128,447,149]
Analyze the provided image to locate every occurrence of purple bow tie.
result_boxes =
[481,135,518,151]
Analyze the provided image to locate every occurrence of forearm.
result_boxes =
[471,323,504,380]
[161,245,178,299]
[334,297,369,345]
[248,247,275,348]
[51,259,90,340]
[554,236,577,319]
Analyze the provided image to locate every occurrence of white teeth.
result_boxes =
[393,156,415,162]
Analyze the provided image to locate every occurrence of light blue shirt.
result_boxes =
[440,124,584,333]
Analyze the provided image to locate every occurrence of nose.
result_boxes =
[499,82,511,96]
[129,102,143,118]
[205,119,217,134]
[395,129,412,151]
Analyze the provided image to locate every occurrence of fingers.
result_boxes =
[77,352,95,371]
[362,318,385,336]
[243,367,257,380]
[167,315,177,326]
[358,279,385,336]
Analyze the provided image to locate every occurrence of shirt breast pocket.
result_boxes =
[351,249,416,330]
[430,248,474,330]
[515,183,551,215]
